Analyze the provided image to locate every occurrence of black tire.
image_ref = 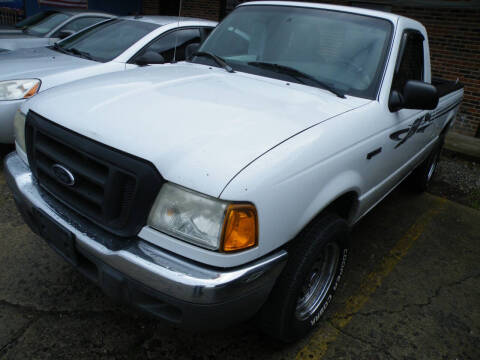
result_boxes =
[258,213,349,342]
[409,138,443,192]
[0,144,14,159]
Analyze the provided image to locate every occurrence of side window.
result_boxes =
[391,32,424,93]
[140,28,201,63]
[55,17,107,35]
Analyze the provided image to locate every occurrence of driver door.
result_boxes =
[384,30,431,176]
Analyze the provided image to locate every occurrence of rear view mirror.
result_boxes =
[135,51,165,66]
[185,43,200,61]
[389,80,439,112]
[58,30,74,39]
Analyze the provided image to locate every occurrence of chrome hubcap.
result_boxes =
[427,153,439,182]
[295,242,340,321]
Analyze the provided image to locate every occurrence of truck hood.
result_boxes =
[0,33,50,51]
[0,46,96,81]
[26,63,370,197]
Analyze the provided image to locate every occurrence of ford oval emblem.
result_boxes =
[51,164,76,187]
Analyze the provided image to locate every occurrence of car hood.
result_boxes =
[25,63,370,197]
[0,33,49,51]
[0,46,96,81]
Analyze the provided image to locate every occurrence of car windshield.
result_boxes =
[24,12,70,37]
[194,5,393,99]
[56,19,160,63]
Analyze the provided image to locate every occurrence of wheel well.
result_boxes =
[323,191,358,221]
[441,121,451,137]
[285,191,359,250]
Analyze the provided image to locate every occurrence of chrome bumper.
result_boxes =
[4,152,287,328]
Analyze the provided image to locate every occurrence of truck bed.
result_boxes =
[433,78,464,98]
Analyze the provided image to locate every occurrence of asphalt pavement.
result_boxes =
[0,148,479,360]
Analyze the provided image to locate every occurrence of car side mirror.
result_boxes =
[185,43,200,61]
[389,80,439,112]
[135,51,165,66]
[58,30,74,39]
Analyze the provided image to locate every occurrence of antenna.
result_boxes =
[173,0,183,63]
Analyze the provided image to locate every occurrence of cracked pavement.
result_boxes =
[1,148,479,360]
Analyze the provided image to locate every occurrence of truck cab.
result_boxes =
[4,1,463,341]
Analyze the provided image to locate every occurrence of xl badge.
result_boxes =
[51,164,76,187]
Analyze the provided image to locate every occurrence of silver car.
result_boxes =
[0,10,74,35]
[0,10,114,52]
[0,16,217,143]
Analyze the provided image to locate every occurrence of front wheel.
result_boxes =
[258,213,349,342]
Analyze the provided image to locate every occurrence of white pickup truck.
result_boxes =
[5,1,463,341]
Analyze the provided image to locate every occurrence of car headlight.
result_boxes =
[13,110,27,154]
[148,183,258,252]
[0,79,41,101]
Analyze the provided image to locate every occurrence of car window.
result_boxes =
[140,28,201,63]
[57,19,159,62]
[391,32,424,93]
[54,16,108,36]
[24,12,70,37]
[196,5,393,99]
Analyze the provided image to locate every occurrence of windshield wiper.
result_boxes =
[52,42,69,54]
[247,61,345,98]
[194,51,234,73]
[68,48,93,60]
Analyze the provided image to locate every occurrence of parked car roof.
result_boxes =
[119,15,217,26]
[54,9,114,16]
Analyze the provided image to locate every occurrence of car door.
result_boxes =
[126,27,205,69]
[387,31,434,158]
[357,30,430,216]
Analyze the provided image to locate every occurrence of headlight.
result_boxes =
[148,183,258,252]
[13,110,27,154]
[0,79,41,101]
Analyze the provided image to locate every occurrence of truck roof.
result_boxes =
[240,1,405,24]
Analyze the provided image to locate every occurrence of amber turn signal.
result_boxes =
[24,82,40,99]
[221,204,258,252]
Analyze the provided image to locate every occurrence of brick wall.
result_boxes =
[142,0,160,15]
[181,0,221,20]
[143,0,221,20]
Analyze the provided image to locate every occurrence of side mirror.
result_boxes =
[58,30,74,39]
[185,43,200,61]
[389,80,439,112]
[135,51,165,66]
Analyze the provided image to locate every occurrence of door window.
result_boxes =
[139,28,201,63]
[391,32,424,93]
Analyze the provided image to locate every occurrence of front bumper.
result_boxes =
[4,152,288,329]
[0,99,24,144]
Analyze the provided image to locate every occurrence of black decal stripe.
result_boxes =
[367,147,382,159]
[431,101,462,121]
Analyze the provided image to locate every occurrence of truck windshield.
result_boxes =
[55,19,159,63]
[24,12,70,37]
[195,5,393,99]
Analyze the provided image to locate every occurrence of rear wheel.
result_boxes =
[258,213,349,342]
[409,138,443,192]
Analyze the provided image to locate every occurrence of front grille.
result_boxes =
[25,111,163,237]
